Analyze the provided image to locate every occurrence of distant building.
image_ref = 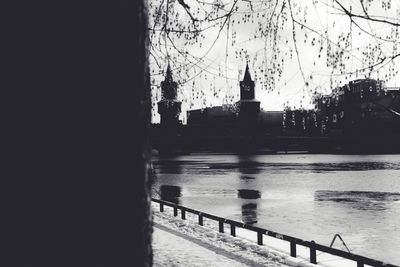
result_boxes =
[187,63,261,134]
[157,63,182,128]
[187,105,237,126]
[237,63,260,120]
[257,110,283,134]
[151,74,400,153]
[283,78,400,136]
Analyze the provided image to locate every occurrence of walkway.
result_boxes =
[153,223,262,266]
[151,203,365,267]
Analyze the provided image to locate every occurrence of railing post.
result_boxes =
[310,241,317,264]
[151,199,392,267]
[230,223,235,237]
[257,231,263,245]
[219,220,224,233]
[198,214,203,226]
[290,241,296,257]
[181,209,186,220]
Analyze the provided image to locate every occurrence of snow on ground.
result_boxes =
[153,226,249,266]
[152,203,373,267]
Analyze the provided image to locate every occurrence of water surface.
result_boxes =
[151,154,400,265]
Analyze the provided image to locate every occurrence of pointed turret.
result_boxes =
[158,63,181,127]
[237,62,260,121]
[161,63,178,100]
[240,63,255,100]
[243,62,252,82]
[165,62,173,83]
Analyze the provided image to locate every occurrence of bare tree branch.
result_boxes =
[288,0,311,98]
[334,0,400,27]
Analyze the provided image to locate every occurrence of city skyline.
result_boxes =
[149,0,400,123]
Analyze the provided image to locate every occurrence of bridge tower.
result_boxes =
[237,63,260,119]
[157,63,182,127]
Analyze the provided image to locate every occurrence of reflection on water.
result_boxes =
[237,154,263,174]
[237,155,260,224]
[156,160,183,174]
[241,203,258,224]
[155,155,184,174]
[237,189,261,199]
[240,175,255,180]
[315,190,400,211]
[307,161,395,172]
[152,154,400,265]
[160,185,181,204]
[153,158,400,175]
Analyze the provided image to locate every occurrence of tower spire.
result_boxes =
[240,62,255,100]
[166,62,173,82]
[238,61,260,120]
[158,61,181,127]
[243,62,252,81]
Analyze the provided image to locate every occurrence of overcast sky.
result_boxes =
[149,0,400,123]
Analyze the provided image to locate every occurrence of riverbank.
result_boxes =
[151,153,400,266]
[152,204,298,266]
[153,225,263,267]
[151,133,400,155]
[152,203,372,267]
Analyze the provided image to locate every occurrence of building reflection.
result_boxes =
[160,185,182,204]
[237,154,262,175]
[151,155,184,200]
[153,155,183,175]
[241,203,258,224]
[238,189,261,199]
[237,189,261,224]
[236,154,262,224]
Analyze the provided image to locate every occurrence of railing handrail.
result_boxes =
[152,198,398,267]
[330,233,351,253]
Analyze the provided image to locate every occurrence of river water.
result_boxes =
[151,154,400,265]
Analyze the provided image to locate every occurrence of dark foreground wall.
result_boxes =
[4,1,152,266]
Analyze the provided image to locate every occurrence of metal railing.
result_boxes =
[330,233,351,253]
[152,198,398,267]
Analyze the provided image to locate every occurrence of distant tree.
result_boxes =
[148,0,400,114]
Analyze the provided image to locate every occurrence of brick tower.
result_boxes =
[158,63,182,127]
[238,63,260,119]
